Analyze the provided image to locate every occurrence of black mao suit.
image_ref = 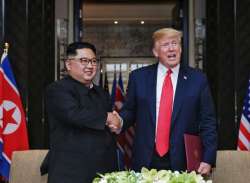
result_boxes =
[45,76,117,183]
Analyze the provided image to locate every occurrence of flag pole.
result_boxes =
[4,42,9,54]
[1,43,10,182]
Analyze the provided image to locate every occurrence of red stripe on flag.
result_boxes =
[237,79,250,151]
[238,139,248,150]
[125,131,133,147]
[239,122,250,140]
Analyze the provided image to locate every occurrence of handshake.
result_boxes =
[106,111,122,134]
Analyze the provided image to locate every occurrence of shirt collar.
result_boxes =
[89,83,94,89]
[158,62,180,77]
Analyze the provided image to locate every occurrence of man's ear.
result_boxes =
[65,61,71,71]
[152,47,158,57]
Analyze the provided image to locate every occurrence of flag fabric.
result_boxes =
[114,72,124,111]
[0,53,29,180]
[237,78,250,151]
[99,71,103,88]
[99,64,103,88]
[112,71,134,170]
[111,71,117,109]
[104,72,109,94]
[118,72,124,94]
[113,71,125,170]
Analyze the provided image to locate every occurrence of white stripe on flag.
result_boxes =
[117,142,125,154]
[0,65,19,96]
[124,144,132,158]
[239,131,250,150]
[2,152,11,164]
[0,52,6,64]
[125,132,133,146]
[241,115,250,133]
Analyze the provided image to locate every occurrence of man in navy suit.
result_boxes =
[108,28,217,175]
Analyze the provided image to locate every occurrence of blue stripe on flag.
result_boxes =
[118,72,124,93]
[111,72,117,107]
[0,142,3,161]
[1,55,18,88]
[0,142,10,179]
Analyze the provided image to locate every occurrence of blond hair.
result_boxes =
[152,28,183,43]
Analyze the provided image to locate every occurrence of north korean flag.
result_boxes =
[0,53,29,180]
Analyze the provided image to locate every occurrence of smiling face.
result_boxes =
[65,48,98,86]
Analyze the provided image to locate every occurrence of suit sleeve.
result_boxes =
[46,84,107,130]
[120,71,137,130]
[199,76,218,166]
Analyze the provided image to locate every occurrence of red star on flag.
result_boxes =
[3,107,17,130]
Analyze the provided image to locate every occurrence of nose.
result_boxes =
[168,44,175,50]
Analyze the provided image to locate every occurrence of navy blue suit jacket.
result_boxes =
[120,63,217,171]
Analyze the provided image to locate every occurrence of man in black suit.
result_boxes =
[45,42,120,183]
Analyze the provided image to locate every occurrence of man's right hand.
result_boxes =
[106,111,122,134]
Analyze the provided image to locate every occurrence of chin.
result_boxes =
[84,74,95,80]
[166,62,177,68]
[84,78,94,83]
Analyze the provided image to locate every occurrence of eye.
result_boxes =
[172,41,177,46]
[79,58,88,63]
[162,43,169,47]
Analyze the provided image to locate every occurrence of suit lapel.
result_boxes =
[148,64,158,126]
[171,66,188,126]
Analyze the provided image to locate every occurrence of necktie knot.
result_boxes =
[167,69,172,76]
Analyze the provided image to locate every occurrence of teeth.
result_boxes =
[168,54,176,58]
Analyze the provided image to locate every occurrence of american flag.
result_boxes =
[237,78,250,150]
[111,71,135,170]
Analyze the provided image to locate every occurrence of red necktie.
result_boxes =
[156,69,173,157]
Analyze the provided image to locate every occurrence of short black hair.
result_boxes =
[66,42,96,57]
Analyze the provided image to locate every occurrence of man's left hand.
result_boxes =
[197,162,211,175]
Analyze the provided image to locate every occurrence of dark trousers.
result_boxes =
[150,149,171,171]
